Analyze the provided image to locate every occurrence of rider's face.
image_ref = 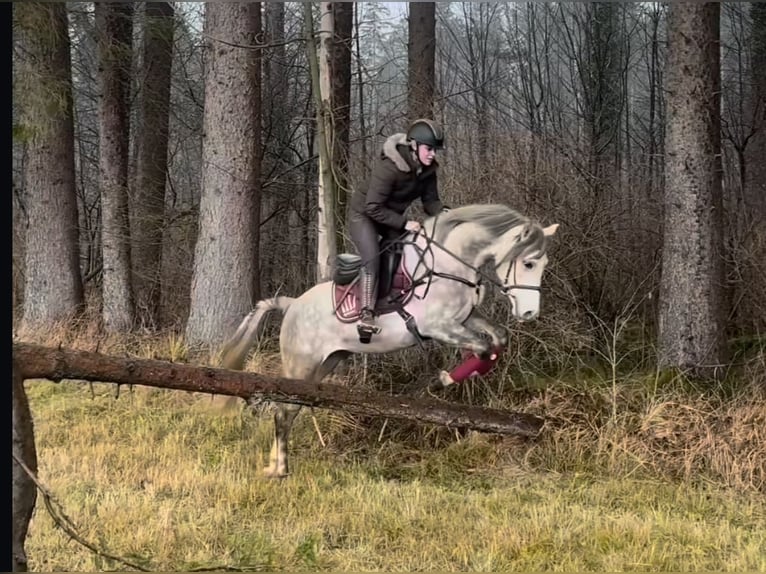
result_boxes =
[417,144,436,166]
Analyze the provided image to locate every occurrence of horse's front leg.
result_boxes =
[420,320,490,357]
[422,315,503,391]
[463,310,507,350]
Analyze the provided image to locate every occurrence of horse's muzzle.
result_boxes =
[517,309,539,322]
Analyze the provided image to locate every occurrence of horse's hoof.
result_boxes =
[425,371,452,394]
[262,465,289,479]
[438,370,455,387]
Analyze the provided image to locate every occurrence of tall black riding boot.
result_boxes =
[357,267,381,344]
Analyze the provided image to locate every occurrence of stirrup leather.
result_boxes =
[358,309,381,332]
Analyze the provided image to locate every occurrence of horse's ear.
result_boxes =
[542,223,559,237]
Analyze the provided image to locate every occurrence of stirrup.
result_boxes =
[357,310,381,344]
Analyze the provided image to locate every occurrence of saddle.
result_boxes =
[332,239,415,323]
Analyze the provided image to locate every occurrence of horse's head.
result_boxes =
[427,204,559,321]
[493,221,559,322]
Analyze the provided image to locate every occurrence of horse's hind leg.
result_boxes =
[263,350,350,478]
[263,403,303,478]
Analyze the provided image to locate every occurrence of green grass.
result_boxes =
[23,380,766,572]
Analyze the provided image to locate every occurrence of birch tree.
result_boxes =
[305,2,337,282]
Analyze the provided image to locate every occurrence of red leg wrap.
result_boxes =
[448,346,504,383]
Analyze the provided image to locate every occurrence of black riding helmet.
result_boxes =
[406,119,445,150]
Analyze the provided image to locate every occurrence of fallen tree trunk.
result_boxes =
[13,343,544,437]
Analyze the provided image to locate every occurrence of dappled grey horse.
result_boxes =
[222,204,559,477]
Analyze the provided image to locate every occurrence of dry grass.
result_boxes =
[16,324,766,571]
[23,382,766,572]
[520,375,766,492]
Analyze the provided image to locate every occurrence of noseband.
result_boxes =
[499,257,543,294]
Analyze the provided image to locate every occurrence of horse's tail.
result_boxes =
[220,296,295,370]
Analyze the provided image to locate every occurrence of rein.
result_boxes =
[346,216,543,359]
[344,215,542,319]
[400,215,543,296]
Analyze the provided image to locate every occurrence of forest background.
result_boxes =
[11,2,766,571]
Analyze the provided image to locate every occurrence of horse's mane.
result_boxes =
[428,203,549,260]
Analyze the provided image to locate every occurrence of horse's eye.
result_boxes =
[523,261,535,270]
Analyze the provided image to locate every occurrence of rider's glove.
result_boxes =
[405,220,422,232]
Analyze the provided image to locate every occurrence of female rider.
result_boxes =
[348,118,446,343]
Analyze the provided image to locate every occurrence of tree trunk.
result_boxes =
[13,343,545,438]
[260,2,291,295]
[735,3,766,333]
[306,2,337,282]
[408,2,436,121]
[185,3,261,346]
[585,2,622,199]
[132,2,174,329]
[264,2,289,160]
[331,2,353,248]
[647,5,661,206]
[96,2,135,332]
[659,3,726,378]
[750,3,766,219]
[12,360,38,573]
[16,2,84,332]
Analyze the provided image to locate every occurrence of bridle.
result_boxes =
[402,225,545,296]
[499,251,543,294]
[369,220,544,349]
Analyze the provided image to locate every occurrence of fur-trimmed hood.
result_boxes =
[348,132,444,229]
[382,133,413,172]
[382,132,440,174]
